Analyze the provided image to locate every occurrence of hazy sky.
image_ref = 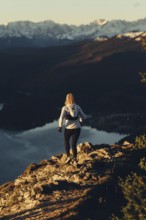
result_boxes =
[0,0,146,25]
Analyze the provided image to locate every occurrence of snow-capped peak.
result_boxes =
[91,19,107,26]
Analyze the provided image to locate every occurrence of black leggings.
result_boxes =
[64,128,81,158]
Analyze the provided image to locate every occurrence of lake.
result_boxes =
[0,121,126,184]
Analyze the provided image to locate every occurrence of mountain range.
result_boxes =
[0,18,146,48]
[0,18,146,130]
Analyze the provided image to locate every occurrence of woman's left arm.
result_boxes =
[58,107,66,129]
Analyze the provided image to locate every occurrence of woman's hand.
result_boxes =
[58,127,62,132]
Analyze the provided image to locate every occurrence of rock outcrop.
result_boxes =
[0,141,134,220]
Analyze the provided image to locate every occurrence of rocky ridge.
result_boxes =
[0,141,134,219]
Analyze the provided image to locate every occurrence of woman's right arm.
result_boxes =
[78,106,87,122]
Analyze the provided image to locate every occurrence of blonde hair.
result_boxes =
[65,93,75,105]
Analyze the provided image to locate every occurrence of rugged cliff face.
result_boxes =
[0,141,137,219]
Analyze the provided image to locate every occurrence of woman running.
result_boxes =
[58,93,86,165]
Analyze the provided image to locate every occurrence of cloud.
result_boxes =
[134,2,141,7]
